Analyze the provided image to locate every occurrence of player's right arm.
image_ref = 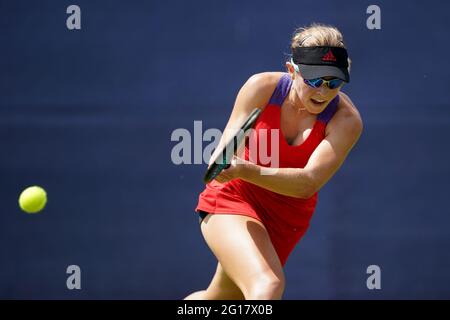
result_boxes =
[208,72,282,166]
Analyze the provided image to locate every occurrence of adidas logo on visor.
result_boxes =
[322,50,337,62]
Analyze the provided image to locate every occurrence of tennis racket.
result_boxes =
[203,108,262,183]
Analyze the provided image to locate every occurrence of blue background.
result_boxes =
[1,0,449,299]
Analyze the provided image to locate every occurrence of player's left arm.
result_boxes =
[221,93,363,198]
[302,93,363,194]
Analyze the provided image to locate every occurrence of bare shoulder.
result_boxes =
[325,91,363,138]
[239,72,285,109]
[225,72,285,128]
[245,71,285,89]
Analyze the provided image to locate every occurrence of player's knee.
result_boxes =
[184,290,207,300]
[205,284,245,300]
[244,274,285,300]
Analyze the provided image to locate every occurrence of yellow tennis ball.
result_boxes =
[18,186,47,214]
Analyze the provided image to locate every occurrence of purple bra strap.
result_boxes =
[317,95,340,124]
[268,73,292,106]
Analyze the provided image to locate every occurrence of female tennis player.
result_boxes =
[185,24,363,300]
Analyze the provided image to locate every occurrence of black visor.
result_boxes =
[292,46,350,82]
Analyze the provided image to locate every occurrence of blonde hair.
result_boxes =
[291,23,351,69]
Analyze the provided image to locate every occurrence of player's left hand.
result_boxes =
[214,155,248,184]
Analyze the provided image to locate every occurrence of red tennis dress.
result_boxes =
[196,73,339,266]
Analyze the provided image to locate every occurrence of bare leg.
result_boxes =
[184,262,244,300]
[200,214,285,300]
